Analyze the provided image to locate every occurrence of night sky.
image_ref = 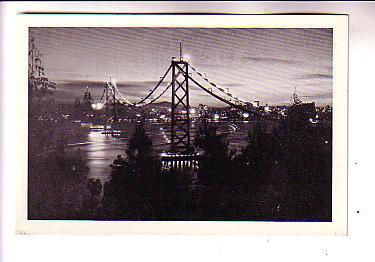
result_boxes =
[29,27,333,106]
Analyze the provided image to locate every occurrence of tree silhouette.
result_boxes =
[125,121,156,176]
[28,37,56,100]
[237,123,273,177]
[194,121,232,186]
[102,121,161,220]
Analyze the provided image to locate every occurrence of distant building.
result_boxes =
[287,90,317,124]
[288,102,316,123]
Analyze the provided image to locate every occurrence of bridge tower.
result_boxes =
[170,48,192,153]
[102,76,117,130]
[82,86,93,116]
[161,43,201,172]
[109,76,117,122]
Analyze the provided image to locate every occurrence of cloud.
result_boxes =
[296,73,333,80]
[219,83,245,87]
[241,56,297,65]
[241,56,333,72]
[298,92,333,99]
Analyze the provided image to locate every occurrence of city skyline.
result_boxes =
[30,27,333,106]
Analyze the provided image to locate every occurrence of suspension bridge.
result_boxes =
[82,43,274,170]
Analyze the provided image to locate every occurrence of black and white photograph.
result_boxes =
[12,14,348,236]
[27,26,335,221]
[5,2,375,262]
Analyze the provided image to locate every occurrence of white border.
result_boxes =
[16,14,348,235]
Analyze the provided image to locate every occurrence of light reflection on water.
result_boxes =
[75,123,172,183]
[86,131,124,182]
[71,121,258,183]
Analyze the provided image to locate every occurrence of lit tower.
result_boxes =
[82,86,93,116]
[170,41,192,153]
[101,75,117,130]
[109,75,117,123]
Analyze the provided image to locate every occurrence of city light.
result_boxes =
[92,102,104,110]
[89,124,105,130]
[243,112,249,118]
[309,118,319,124]
[214,114,220,120]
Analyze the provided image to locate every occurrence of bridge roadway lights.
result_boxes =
[160,152,201,171]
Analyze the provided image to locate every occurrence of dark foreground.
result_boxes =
[28,105,331,221]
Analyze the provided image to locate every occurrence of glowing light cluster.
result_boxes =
[92,102,104,110]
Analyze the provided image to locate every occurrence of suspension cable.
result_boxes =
[189,64,249,106]
[112,82,135,105]
[111,64,172,106]
[134,82,172,107]
[109,81,172,108]
[175,64,260,116]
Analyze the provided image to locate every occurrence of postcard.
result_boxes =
[16,14,348,235]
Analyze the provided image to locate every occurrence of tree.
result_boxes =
[28,37,56,101]
[125,121,155,175]
[194,121,232,186]
[257,111,333,221]
[28,140,99,219]
[235,123,274,180]
[27,38,102,220]
[101,121,160,220]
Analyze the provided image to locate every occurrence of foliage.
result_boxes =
[28,37,56,100]
[28,139,101,219]
[101,122,161,220]
[27,38,100,219]
[101,113,332,221]
[194,121,233,186]
[125,121,156,176]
